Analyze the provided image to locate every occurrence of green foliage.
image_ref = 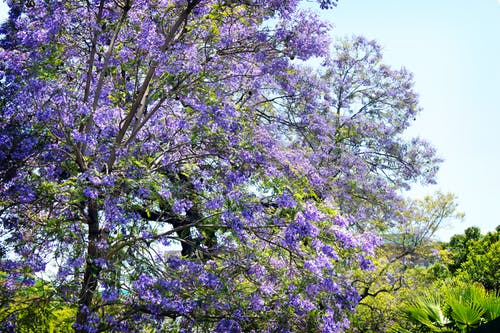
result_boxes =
[348,265,437,332]
[448,299,484,331]
[385,227,500,333]
[446,227,481,273]
[445,227,500,291]
[457,236,500,291]
[0,277,75,332]
[394,281,500,333]
[403,294,453,332]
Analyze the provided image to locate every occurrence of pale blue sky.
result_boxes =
[1,1,499,239]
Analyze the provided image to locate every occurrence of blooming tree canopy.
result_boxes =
[0,0,439,332]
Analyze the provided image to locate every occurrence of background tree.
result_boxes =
[0,1,441,332]
[446,227,481,274]
[346,192,463,332]
[445,227,500,292]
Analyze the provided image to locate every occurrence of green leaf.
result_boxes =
[448,299,484,330]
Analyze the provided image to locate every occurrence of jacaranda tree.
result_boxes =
[0,0,440,331]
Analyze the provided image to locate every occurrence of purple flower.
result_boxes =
[206,197,223,210]
[172,198,193,215]
[102,287,119,302]
[333,215,349,227]
[102,175,115,187]
[359,256,375,271]
[260,281,276,296]
[137,187,150,198]
[88,176,101,186]
[83,187,98,199]
[323,278,340,293]
[333,229,358,248]
[214,319,241,333]
[321,245,338,260]
[249,293,264,311]
[70,257,85,268]
[276,192,297,208]
[289,294,315,312]
[159,188,172,199]
[198,272,220,289]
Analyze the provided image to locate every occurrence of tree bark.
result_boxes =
[75,201,101,333]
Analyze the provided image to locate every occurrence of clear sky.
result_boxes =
[0,2,6,24]
[1,1,499,240]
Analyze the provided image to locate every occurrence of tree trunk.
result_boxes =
[75,201,101,333]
